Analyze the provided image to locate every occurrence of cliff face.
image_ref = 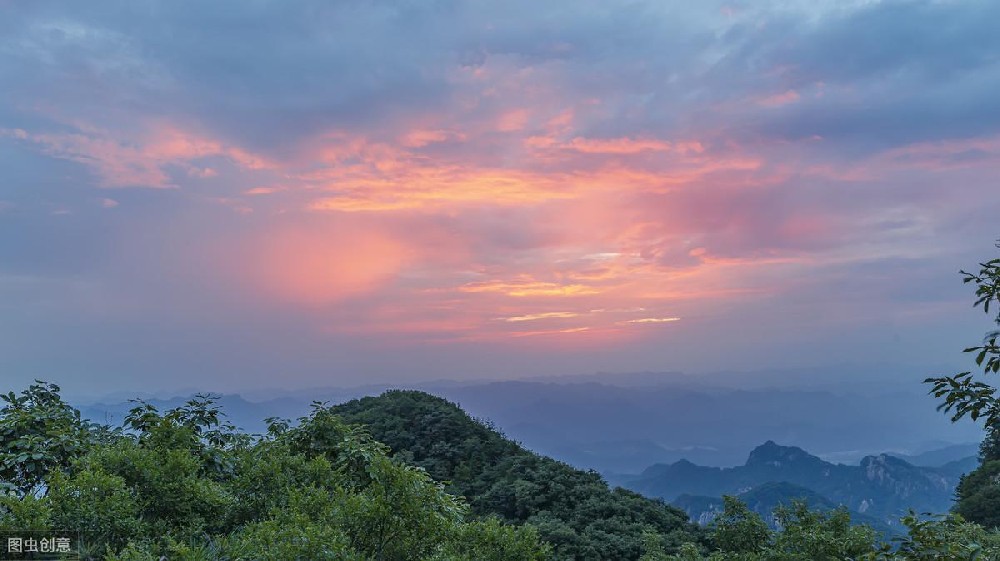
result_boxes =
[619,441,971,527]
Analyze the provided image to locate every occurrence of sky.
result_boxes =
[2,0,1000,395]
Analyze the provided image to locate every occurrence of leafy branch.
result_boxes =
[925,245,1000,429]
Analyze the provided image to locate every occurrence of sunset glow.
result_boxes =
[2,0,1000,392]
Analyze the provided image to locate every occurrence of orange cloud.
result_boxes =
[566,136,673,154]
[459,279,601,297]
[244,186,282,195]
[624,317,681,324]
[304,165,582,211]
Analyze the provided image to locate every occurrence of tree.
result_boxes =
[953,461,1000,528]
[924,241,1000,527]
[0,381,95,498]
[925,242,1000,426]
[978,424,1000,462]
[710,496,770,555]
[768,501,878,560]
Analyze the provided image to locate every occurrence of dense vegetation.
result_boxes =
[331,390,706,560]
[642,498,1000,560]
[329,390,1000,560]
[0,383,549,560]
[3,380,1000,560]
[672,481,891,534]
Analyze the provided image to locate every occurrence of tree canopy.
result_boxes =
[3,380,1000,559]
[0,383,549,560]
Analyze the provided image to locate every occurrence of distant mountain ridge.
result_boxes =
[75,377,983,473]
[886,443,980,467]
[612,441,974,528]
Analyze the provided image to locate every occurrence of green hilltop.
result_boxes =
[330,390,705,560]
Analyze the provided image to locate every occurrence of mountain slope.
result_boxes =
[616,441,967,528]
[330,390,705,561]
[673,482,892,535]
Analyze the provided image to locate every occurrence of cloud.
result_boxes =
[499,311,581,322]
[757,90,800,108]
[565,137,674,154]
[459,279,601,298]
[2,0,1000,390]
[3,123,272,188]
[624,317,681,324]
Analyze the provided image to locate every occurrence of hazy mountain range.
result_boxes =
[75,366,982,473]
[70,369,985,538]
[610,440,977,530]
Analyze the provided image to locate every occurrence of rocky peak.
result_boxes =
[745,440,822,469]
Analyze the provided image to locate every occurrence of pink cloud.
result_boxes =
[399,128,466,147]
[495,108,530,132]
[757,89,801,107]
[244,186,282,195]
[5,121,273,188]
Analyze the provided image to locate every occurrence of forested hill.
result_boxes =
[330,390,705,560]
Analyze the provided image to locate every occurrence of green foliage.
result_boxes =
[664,498,1000,560]
[641,535,704,561]
[768,502,879,560]
[0,494,50,532]
[331,389,705,560]
[710,496,771,555]
[428,516,551,561]
[221,512,361,561]
[925,245,1000,425]
[891,512,1000,560]
[45,467,142,555]
[0,384,549,560]
[3,373,1000,560]
[979,425,1000,462]
[0,381,95,497]
[925,242,1000,527]
[954,460,1000,529]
